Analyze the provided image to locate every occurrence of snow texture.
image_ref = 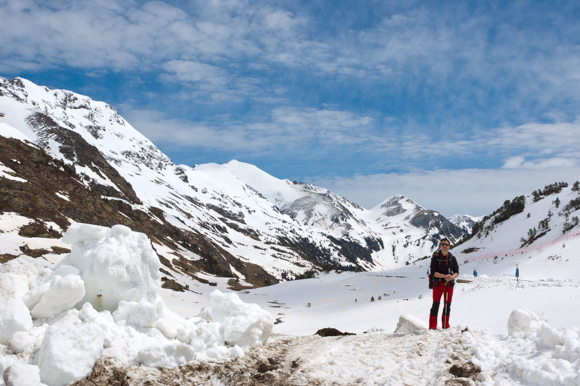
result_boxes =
[0,230,579,385]
[0,224,274,386]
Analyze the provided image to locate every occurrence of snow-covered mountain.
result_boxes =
[454,182,580,261]
[0,77,466,287]
[368,194,469,264]
[448,214,483,235]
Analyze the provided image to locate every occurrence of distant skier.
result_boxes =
[473,268,478,277]
[429,239,459,330]
[516,264,519,282]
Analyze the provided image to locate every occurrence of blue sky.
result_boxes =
[2,0,580,216]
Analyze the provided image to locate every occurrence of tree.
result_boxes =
[554,197,560,209]
[563,217,579,233]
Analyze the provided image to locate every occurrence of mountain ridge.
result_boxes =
[0,76,470,288]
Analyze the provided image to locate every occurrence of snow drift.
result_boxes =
[0,223,274,386]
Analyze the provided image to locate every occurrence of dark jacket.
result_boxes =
[430,251,459,281]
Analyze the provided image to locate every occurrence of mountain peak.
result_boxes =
[372,194,424,217]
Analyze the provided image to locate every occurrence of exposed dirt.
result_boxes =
[314,327,355,337]
[449,360,481,378]
[72,337,304,386]
[0,253,19,264]
[71,330,485,386]
[0,135,277,288]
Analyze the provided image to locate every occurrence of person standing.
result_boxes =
[516,264,519,282]
[473,268,478,277]
[429,239,459,330]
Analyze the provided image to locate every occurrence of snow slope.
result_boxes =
[161,231,580,386]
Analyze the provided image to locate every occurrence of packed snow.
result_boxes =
[1,223,580,385]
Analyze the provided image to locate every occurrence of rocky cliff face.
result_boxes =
[0,77,468,288]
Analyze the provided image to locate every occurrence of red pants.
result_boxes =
[429,281,454,329]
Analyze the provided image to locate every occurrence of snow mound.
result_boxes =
[2,362,42,386]
[210,290,274,347]
[0,223,274,386]
[507,308,544,335]
[38,323,104,386]
[394,314,428,334]
[60,223,161,312]
[0,297,32,345]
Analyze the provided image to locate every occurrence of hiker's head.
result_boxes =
[440,239,451,255]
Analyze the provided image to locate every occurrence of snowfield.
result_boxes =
[1,223,580,385]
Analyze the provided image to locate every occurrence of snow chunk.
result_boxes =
[0,297,33,345]
[0,273,29,300]
[9,330,37,354]
[38,323,104,386]
[394,314,428,334]
[137,343,196,368]
[210,290,274,348]
[507,308,543,335]
[60,223,161,312]
[23,266,85,319]
[154,309,199,343]
[2,362,42,386]
[113,299,159,328]
[0,256,51,298]
[538,323,563,349]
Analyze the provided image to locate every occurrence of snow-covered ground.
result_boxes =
[1,223,580,385]
[160,230,580,385]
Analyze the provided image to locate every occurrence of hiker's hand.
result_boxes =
[445,274,453,282]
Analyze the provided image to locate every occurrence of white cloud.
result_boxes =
[502,157,577,170]
[2,0,580,112]
[161,60,230,85]
[312,166,580,218]
[123,106,378,152]
[502,156,525,169]
[493,120,580,154]
[264,10,300,32]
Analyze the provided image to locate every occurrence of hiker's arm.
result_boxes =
[434,272,457,281]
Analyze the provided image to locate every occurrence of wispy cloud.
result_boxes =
[124,103,580,174]
[3,0,580,216]
[3,0,580,112]
[123,106,377,153]
[313,166,580,217]
[161,61,230,86]
[502,157,578,170]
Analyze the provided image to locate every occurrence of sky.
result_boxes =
[2,0,580,216]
